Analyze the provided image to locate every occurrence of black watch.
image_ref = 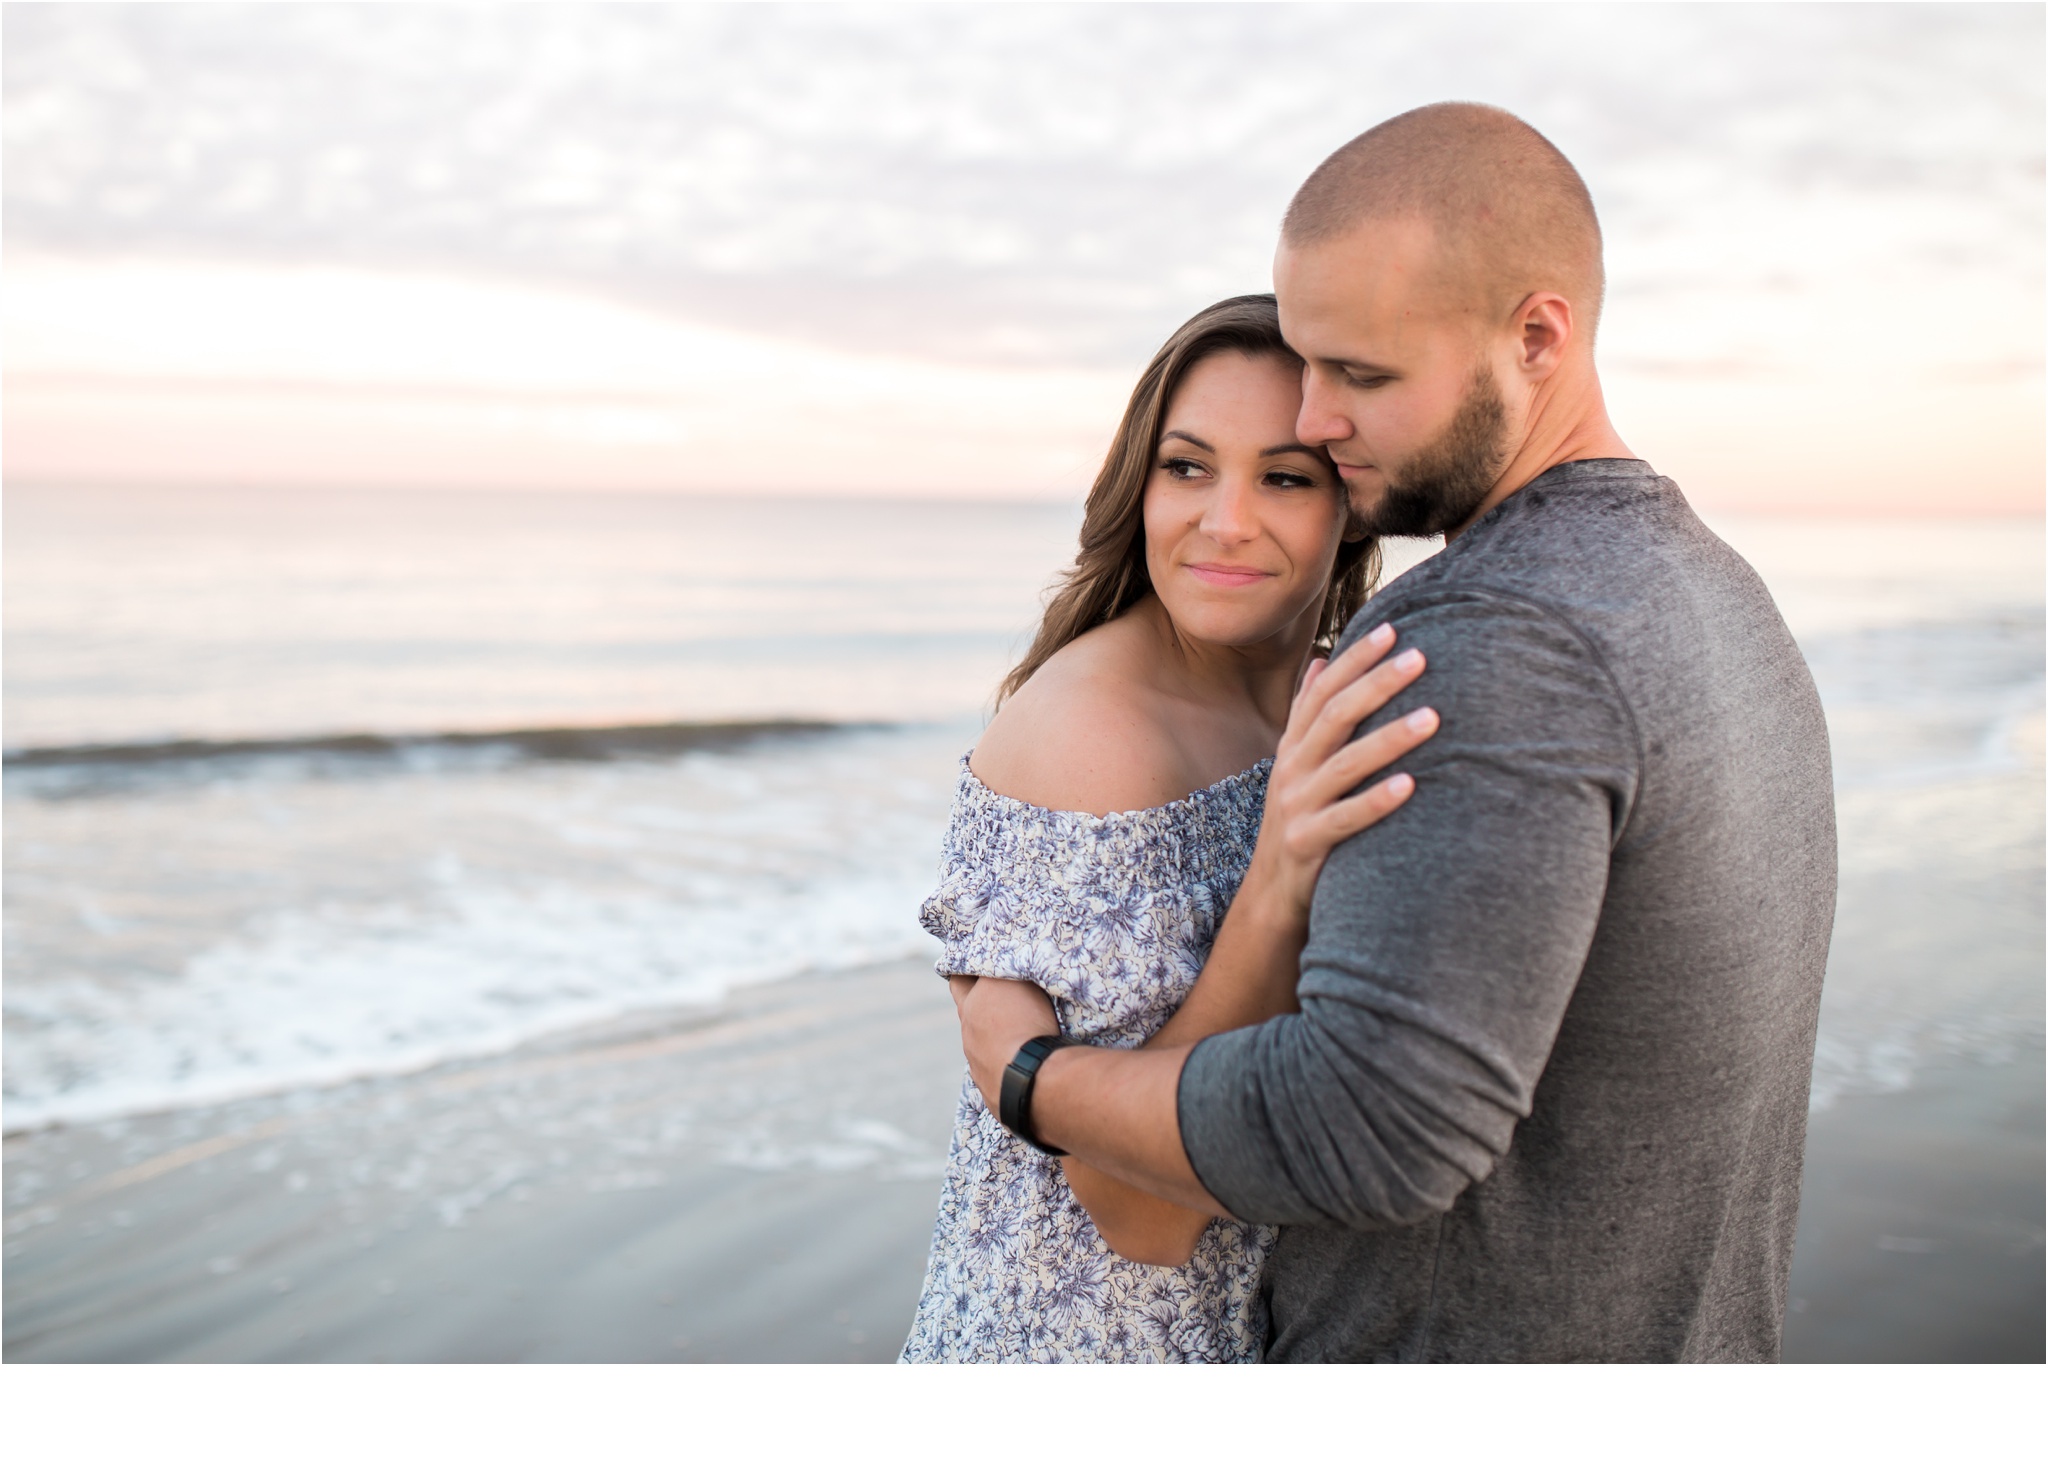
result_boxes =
[998,1033,1078,1155]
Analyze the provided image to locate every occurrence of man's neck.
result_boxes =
[1450,365,1633,540]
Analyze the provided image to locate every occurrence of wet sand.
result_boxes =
[5,959,963,1362]
[1783,732,2045,1362]
[1785,1046,2043,1362]
[10,955,2039,1363]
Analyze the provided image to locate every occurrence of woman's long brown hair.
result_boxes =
[998,293,1380,705]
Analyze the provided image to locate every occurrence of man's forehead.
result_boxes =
[1277,219,1468,353]
[1279,215,1436,280]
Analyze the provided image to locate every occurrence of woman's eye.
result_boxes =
[1266,471,1315,489]
[1160,457,1206,479]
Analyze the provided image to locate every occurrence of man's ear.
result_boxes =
[1513,291,1574,379]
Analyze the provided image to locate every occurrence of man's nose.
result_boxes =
[1296,369,1352,448]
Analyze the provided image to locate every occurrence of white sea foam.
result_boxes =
[5,869,941,1132]
[4,722,967,1131]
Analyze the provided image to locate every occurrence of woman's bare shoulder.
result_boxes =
[971,625,1194,818]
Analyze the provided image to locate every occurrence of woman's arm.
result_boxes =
[1063,625,1439,1265]
[1155,624,1438,1042]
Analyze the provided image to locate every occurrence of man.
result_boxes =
[955,102,1837,1362]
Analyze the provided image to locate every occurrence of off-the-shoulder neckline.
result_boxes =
[957,752,1271,825]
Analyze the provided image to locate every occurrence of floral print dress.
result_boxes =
[898,755,1277,1363]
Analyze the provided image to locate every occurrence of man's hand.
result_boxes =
[948,975,1059,1114]
[950,974,1228,1216]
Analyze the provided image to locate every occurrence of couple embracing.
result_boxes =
[900,104,1837,1364]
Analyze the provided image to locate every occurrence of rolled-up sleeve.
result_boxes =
[1178,587,1640,1229]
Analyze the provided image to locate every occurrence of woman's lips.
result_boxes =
[1185,563,1273,588]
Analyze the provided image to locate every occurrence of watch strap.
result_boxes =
[999,1033,1077,1155]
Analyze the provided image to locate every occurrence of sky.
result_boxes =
[3,2,2042,511]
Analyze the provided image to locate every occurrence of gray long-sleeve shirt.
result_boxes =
[1179,459,1837,1362]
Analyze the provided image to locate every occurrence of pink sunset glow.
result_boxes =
[3,6,2040,515]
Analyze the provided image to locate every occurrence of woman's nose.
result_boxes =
[1200,474,1259,545]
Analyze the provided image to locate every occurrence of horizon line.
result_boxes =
[5,476,2041,520]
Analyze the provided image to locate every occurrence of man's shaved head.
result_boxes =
[1284,102,1604,338]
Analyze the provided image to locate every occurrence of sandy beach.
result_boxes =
[1781,736,2046,1361]
[5,958,962,1362]
[8,933,2041,1363]
[1786,1049,2043,1362]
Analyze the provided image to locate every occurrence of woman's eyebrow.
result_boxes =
[1162,430,1317,458]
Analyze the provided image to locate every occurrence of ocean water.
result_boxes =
[3,484,2041,1131]
[3,485,1084,1130]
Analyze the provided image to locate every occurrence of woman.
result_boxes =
[899,295,1438,1363]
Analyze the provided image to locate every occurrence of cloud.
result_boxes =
[3,4,2040,508]
[5,3,2040,372]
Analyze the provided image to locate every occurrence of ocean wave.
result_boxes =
[4,717,858,770]
[3,720,968,1135]
[2,718,886,803]
[3,865,943,1134]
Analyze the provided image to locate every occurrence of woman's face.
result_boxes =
[1143,350,1349,652]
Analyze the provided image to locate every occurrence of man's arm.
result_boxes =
[957,589,1639,1226]
[954,975,1220,1209]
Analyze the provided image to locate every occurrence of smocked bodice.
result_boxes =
[900,755,1276,1364]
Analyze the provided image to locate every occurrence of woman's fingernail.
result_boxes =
[1394,648,1424,671]
[1406,707,1437,730]
[1388,773,1414,795]
[1368,623,1393,645]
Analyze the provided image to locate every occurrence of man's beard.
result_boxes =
[1355,366,1510,538]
